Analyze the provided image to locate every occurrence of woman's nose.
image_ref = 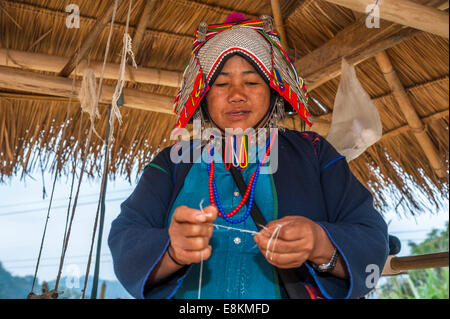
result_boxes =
[228,83,247,104]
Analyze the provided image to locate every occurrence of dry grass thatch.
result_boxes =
[0,0,448,215]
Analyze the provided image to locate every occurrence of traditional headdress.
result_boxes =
[173,13,312,130]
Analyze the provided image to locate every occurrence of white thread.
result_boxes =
[265,224,283,260]
[198,199,206,299]
[110,0,137,144]
[196,199,283,298]
[210,223,259,235]
[198,250,203,299]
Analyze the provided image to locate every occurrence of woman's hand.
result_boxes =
[253,216,322,269]
[253,215,348,277]
[168,205,218,265]
[148,205,218,285]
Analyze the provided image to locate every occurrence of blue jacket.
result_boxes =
[108,129,389,299]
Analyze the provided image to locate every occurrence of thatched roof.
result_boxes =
[0,0,448,215]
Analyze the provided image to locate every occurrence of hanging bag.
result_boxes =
[326,59,382,161]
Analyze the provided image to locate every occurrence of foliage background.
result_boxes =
[378,221,449,299]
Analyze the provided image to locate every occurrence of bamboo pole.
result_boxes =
[323,0,449,38]
[133,0,157,60]
[375,51,446,178]
[59,0,124,77]
[270,0,289,49]
[295,20,420,91]
[0,49,182,88]
[388,252,449,273]
[0,66,174,114]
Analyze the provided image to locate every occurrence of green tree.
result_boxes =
[378,221,449,299]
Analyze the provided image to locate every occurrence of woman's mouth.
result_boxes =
[226,111,251,120]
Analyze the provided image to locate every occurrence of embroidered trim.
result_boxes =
[300,131,321,157]
[321,156,345,172]
[146,163,169,176]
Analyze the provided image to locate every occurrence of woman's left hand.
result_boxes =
[253,215,330,269]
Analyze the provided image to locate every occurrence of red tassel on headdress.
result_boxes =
[224,12,247,24]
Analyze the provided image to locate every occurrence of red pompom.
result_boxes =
[224,12,247,24]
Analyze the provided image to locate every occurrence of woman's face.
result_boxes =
[206,55,271,132]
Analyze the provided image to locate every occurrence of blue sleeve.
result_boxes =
[304,133,389,299]
[107,147,191,299]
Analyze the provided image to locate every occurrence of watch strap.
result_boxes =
[310,248,339,272]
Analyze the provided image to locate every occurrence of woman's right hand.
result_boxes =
[168,205,218,265]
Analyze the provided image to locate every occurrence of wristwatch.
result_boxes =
[310,248,340,272]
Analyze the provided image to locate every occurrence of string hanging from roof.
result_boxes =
[27,0,123,299]
[82,0,137,299]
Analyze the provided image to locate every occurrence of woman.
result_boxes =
[108,14,389,299]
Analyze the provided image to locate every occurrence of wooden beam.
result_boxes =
[296,1,448,91]
[58,0,124,77]
[133,0,157,59]
[0,49,182,88]
[324,0,449,38]
[375,51,446,178]
[270,0,289,49]
[0,66,174,114]
[295,19,420,91]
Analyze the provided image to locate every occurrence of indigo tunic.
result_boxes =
[108,129,389,299]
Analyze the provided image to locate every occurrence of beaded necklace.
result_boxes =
[207,131,276,224]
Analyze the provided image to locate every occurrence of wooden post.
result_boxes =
[270,0,289,49]
[323,0,449,38]
[375,51,446,178]
[59,0,124,77]
[99,282,107,299]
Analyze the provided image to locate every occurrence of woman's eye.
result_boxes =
[246,82,259,85]
[215,83,228,87]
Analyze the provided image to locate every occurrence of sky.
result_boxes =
[0,167,448,289]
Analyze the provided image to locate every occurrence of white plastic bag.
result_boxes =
[326,59,382,161]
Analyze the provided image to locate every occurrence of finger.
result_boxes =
[254,235,305,254]
[260,250,307,266]
[264,216,296,229]
[181,224,214,238]
[202,205,218,223]
[176,236,210,251]
[173,206,206,224]
[261,223,306,242]
[177,245,212,264]
[259,222,290,238]
[277,225,305,241]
